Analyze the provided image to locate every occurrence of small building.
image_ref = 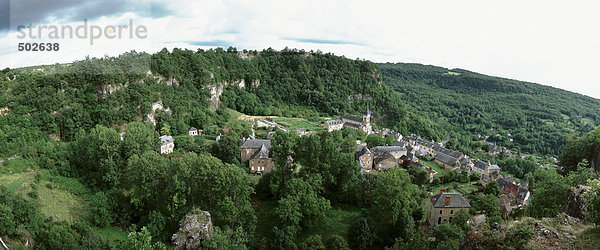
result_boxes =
[159,135,175,154]
[427,192,471,228]
[296,128,307,136]
[355,146,373,171]
[188,127,201,136]
[515,185,531,206]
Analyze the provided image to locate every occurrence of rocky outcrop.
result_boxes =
[171,210,214,250]
[561,185,591,219]
[206,79,259,110]
[146,101,172,126]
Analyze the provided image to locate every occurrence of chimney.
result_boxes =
[440,188,446,194]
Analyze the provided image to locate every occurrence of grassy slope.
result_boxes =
[0,158,128,247]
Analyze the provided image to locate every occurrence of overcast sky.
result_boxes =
[1,0,599,98]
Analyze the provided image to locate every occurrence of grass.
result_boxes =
[0,159,90,224]
[270,117,323,131]
[582,117,595,126]
[94,226,128,243]
[576,227,600,249]
[561,113,571,120]
[421,160,445,175]
[7,179,26,192]
[297,205,361,240]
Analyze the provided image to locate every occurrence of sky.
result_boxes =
[1,0,599,98]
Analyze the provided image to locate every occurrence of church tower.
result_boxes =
[362,104,372,134]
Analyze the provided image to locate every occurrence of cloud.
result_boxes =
[187,40,233,47]
[150,2,173,18]
[283,37,365,46]
[2,0,173,33]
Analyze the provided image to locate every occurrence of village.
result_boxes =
[155,105,532,231]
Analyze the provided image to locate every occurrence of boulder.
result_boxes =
[171,210,214,250]
[561,185,591,219]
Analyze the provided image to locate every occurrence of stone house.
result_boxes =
[159,135,175,154]
[241,139,274,174]
[472,160,500,177]
[374,152,398,171]
[427,192,471,228]
[241,139,272,162]
[355,146,373,171]
[434,152,459,170]
[248,144,275,174]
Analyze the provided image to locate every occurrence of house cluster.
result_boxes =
[402,135,473,171]
[324,105,373,134]
[494,175,530,218]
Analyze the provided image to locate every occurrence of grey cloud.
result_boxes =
[2,0,173,32]
[283,37,366,46]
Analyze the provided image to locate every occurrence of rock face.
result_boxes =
[171,210,214,250]
[561,185,591,219]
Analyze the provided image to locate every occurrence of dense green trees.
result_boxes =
[371,168,422,244]
[559,125,600,174]
[584,179,600,225]
[379,63,600,156]
[528,168,570,218]
[275,175,331,237]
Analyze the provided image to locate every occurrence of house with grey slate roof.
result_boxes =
[427,192,471,228]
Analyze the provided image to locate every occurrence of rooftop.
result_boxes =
[241,139,272,149]
[160,135,174,144]
[430,192,471,208]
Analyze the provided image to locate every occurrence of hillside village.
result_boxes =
[2,50,600,249]
[160,105,534,231]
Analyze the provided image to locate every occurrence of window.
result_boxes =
[449,217,452,222]
[438,217,441,225]
[251,166,254,171]
[450,210,453,214]
[439,210,442,214]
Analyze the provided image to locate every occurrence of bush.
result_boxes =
[505,224,534,249]
[89,191,114,227]
[348,217,374,250]
[0,204,16,235]
[28,190,38,199]
[324,235,350,250]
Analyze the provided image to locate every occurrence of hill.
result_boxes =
[378,62,600,156]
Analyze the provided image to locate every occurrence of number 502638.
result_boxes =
[18,43,60,51]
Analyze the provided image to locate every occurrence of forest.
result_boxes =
[378,63,600,156]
